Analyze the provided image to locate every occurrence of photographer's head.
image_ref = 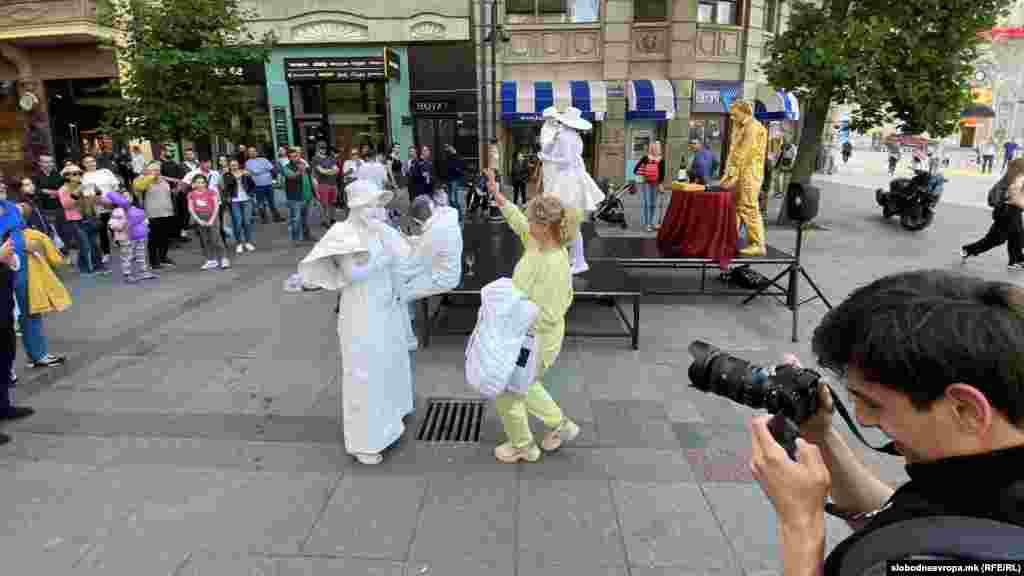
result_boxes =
[812,270,1024,462]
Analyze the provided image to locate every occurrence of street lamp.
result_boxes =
[481,0,511,170]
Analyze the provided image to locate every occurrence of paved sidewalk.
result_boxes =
[0,182,1019,575]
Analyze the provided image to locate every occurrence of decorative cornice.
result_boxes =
[0,21,114,42]
[290,20,368,42]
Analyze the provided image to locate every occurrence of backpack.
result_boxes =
[838,516,1024,576]
[987,177,1009,208]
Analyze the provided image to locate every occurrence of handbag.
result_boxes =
[506,332,538,395]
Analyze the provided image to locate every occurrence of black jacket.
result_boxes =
[634,155,666,184]
[221,172,256,202]
[824,444,1024,573]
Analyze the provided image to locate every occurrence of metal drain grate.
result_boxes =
[416,398,486,443]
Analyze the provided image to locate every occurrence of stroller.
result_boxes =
[590,178,632,229]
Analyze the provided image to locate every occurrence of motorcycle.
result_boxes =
[875,168,946,231]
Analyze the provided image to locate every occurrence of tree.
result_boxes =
[762,0,1012,213]
[97,0,275,145]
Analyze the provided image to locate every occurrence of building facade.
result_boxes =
[244,0,472,160]
[476,0,794,185]
[0,0,117,180]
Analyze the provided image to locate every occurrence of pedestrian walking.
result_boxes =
[187,174,230,270]
[103,190,156,283]
[981,139,997,174]
[962,157,1024,270]
[486,171,581,463]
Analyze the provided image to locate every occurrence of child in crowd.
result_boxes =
[104,190,157,283]
[187,174,230,270]
[486,169,581,463]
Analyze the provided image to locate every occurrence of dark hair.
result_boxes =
[812,270,1024,426]
[191,174,208,184]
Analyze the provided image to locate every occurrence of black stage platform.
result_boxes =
[420,220,829,347]
[421,222,641,350]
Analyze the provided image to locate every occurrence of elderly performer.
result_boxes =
[538,106,604,275]
[719,100,768,257]
[298,179,416,465]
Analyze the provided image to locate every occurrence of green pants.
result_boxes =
[494,349,564,448]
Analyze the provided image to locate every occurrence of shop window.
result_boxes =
[698,0,737,25]
[507,0,597,22]
[764,0,778,32]
[634,0,668,21]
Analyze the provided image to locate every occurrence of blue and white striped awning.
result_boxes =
[626,79,677,120]
[755,91,800,121]
[500,80,608,121]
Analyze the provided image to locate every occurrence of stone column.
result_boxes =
[667,0,698,175]
[602,0,631,184]
[742,0,767,101]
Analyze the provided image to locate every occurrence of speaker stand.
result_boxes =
[742,223,833,342]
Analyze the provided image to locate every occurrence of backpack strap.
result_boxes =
[839,516,1024,576]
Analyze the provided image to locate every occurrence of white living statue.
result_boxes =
[398,193,463,304]
[298,179,416,465]
[538,106,605,274]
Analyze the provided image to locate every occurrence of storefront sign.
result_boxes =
[385,48,401,81]
[411,99,453,114]
[284,56,387,82]
[273,106,289,146]
[692,81,743,114]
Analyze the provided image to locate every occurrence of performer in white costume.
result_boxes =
[538,106,604,274]
[298,179,416,465]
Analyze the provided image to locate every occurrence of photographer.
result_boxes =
[749,270,1024,575]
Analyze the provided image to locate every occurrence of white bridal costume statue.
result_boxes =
[539,106,604,274]
[299,179,416,465]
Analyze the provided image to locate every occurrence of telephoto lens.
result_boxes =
[687,340,820,425]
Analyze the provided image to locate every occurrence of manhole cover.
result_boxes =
[416,398,485,443]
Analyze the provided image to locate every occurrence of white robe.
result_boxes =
[397,206,463,302]
[539,127,604,212]
[299,219,414,455]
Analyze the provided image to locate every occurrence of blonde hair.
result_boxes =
[525,195,578,246]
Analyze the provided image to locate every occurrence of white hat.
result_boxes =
[556,107,592,131]
[346,179,393,209]
[542,106,560,119]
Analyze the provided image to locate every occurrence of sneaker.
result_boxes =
[200,260,219,271]
[220,257,231,269]
[0,406,34,421]
[0,432,9,445]
[354,452,383,465]
[961,248,972,263]
[28,355,65,368]
[236,244,245,254]
[97,268,112,276]
[494,442,541,463]
[541,419,580,452]
[245,243,255,252]
[1009,262,1024,271]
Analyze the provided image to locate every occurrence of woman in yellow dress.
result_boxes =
[486,169,582,463]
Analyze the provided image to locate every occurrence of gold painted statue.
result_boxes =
[720,100,768,257]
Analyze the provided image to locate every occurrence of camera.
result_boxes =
[687,340,821,424]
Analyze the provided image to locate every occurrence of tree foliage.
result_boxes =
[96,0,275,144]
[762,0,1012,187]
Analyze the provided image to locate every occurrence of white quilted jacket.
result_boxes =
[465,278,538,398]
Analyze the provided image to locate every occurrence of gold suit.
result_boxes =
[721,101,767,256]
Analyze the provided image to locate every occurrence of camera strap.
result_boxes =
[826,383,900,456]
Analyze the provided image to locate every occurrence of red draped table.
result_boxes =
[656,184,738,270]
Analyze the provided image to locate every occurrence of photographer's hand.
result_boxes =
[750,415,829,576]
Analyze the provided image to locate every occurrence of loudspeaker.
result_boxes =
[786,181,820,222]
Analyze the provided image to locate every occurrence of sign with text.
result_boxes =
[692,81,743,114]
[285,56,387,82]
[273,106,289,147]
[411,98,453,114]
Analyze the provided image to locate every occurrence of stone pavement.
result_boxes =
[0,180,1020,575]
